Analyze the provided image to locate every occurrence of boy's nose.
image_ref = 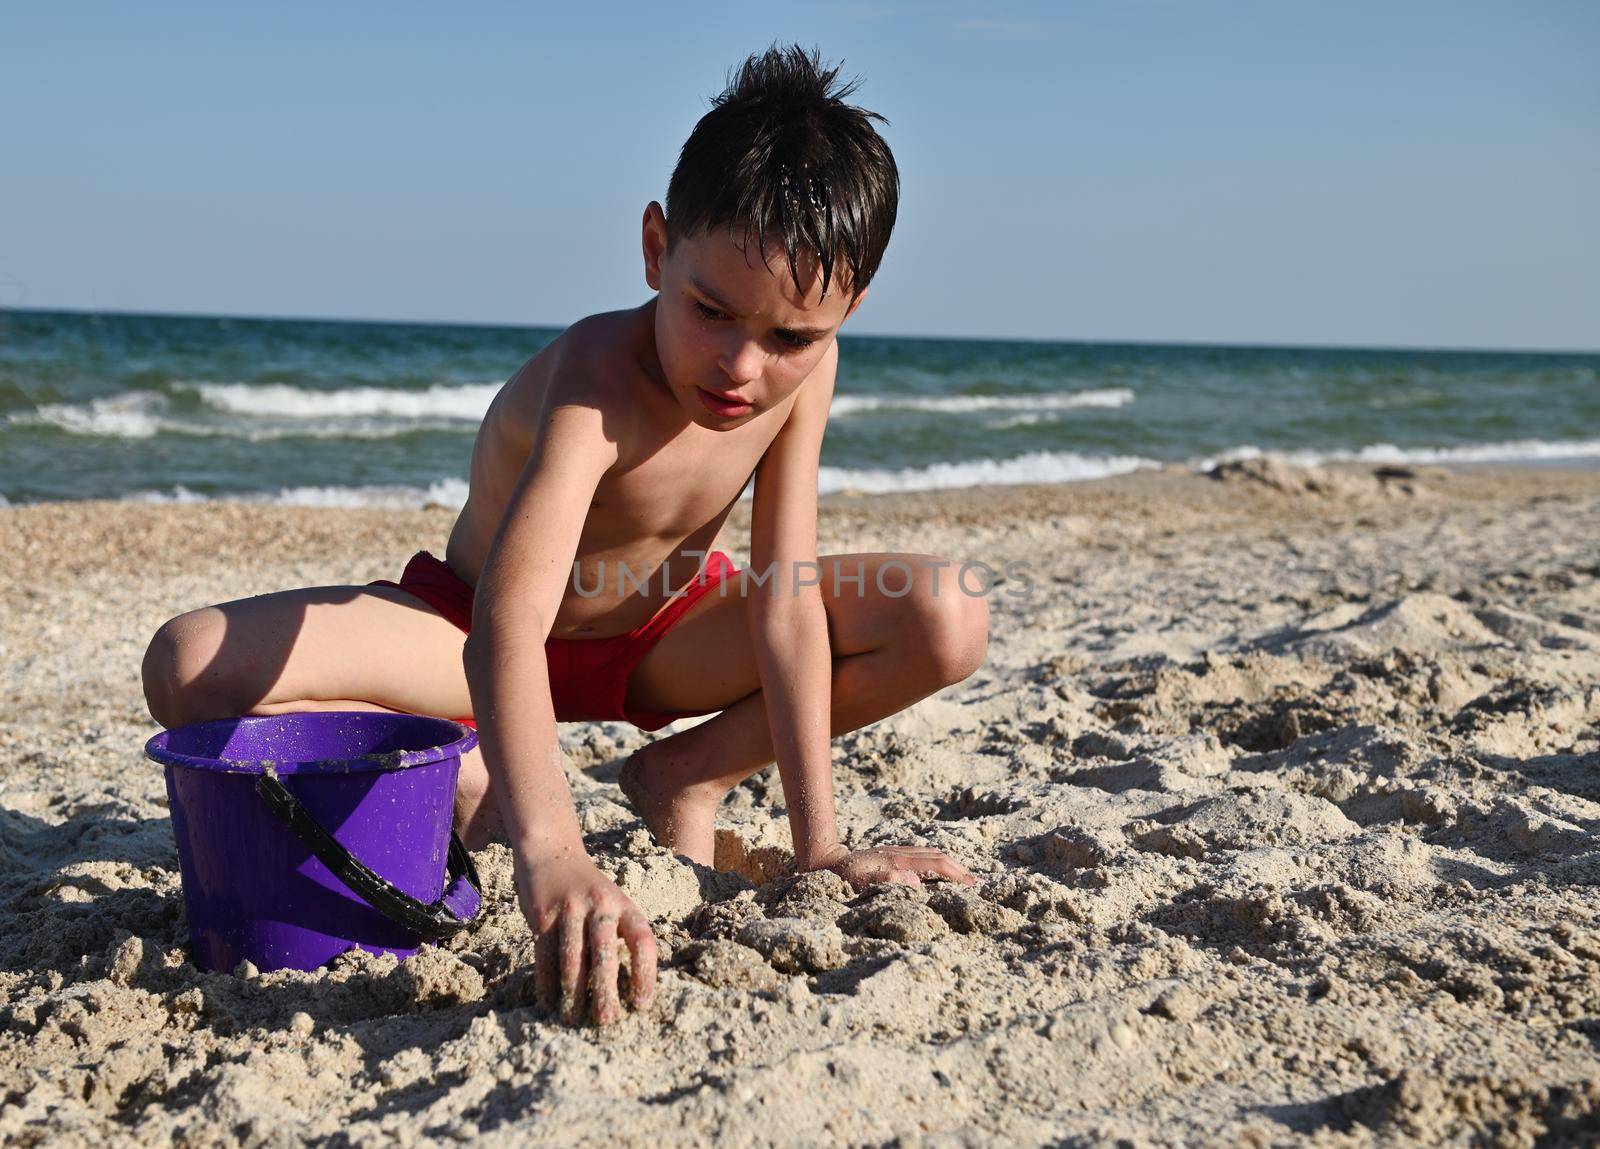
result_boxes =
[717,338,764,387]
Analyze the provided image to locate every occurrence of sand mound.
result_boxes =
[1259,592,1507,659]
[1131,787,1360,859]
[1208,457,1436,500]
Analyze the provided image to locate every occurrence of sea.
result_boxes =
[1,309,1595,507]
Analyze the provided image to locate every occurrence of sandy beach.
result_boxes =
[2,459,1598,1147]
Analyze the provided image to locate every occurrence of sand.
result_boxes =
[2,460,1598,1147]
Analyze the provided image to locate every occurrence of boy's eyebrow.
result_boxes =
[690,278,832,338]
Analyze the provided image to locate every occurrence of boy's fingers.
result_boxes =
[926,855,978,884]
[533,925,560,1010]
[559,906,589,1024]
[889,848,977,885]
[621,911,657,1009]
[588,913,622,1026]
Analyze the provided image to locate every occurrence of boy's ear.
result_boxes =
[844,287,868,322]
[642,201,668,291]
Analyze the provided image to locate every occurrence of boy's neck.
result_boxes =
[627,297,679,410]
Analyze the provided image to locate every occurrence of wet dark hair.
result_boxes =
[665,44,899,301]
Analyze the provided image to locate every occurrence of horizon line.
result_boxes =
[4,303,1597,358]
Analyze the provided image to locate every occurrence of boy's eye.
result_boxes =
[693,297,814,351]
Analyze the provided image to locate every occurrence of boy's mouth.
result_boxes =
[695,387,753,417]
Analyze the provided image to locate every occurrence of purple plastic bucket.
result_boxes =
[145,712,481,973]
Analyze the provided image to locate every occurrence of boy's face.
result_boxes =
[642,201,865,429]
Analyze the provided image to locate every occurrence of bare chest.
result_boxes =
[447,378,779,635]
[587,429,764,541]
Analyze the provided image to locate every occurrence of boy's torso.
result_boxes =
[443,302,800,640]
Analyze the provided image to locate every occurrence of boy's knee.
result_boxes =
[141,609,229,727]
[903,562,989,685]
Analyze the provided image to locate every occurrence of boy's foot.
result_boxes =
[617,747,723,867]
[452,749,504,852]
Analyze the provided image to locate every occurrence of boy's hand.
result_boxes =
[515,850,657,1027]
[806,844,978,892]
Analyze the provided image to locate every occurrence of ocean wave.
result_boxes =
[982,411,1061,430]
[13,392,169,438]
[17,437,1596,510]
[176,380,500,420]
[1338,439,1600,464]
[7,391,472,441]
[816,450,1158,494]
[108,453,1159,508]
[1198,438,1600,469]
[123,477,471,509]
[9,383,1135,441]
[829,388,1135,416]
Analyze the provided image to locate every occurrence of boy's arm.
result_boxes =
[750,344,978,890]
[462,366,655,1026]
[747,344,840,869]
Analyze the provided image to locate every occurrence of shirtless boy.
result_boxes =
[142,45,989,1027]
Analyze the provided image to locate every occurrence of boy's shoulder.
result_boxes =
[498,307,666,458]
[528,308,651,406]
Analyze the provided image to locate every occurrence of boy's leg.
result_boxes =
[618,553,990,865]
[140,584,499,845]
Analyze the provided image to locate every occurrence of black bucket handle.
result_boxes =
[255,773,482,941]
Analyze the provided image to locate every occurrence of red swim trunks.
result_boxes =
[368,549,741,733]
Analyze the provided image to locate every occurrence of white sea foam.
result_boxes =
[93,437,1600,510]
[814,450,1159,495]
[20,384,1134,438]
[9,391,473,441]
[11,383,1134,441]
[17,392,169,438]
[982,411,1060,430]
[1338,439,1600,464]
[177,380,500,420]
[121,484,212,504]
[113,454,1159,508]
[829,388,1135,416]
[1197,438,1600,470]
[23,432,1595,510]
[122,477,471,509]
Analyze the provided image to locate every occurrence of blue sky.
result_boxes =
[2,2,1595,350]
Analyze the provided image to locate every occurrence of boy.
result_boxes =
[142,45,988,1027]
